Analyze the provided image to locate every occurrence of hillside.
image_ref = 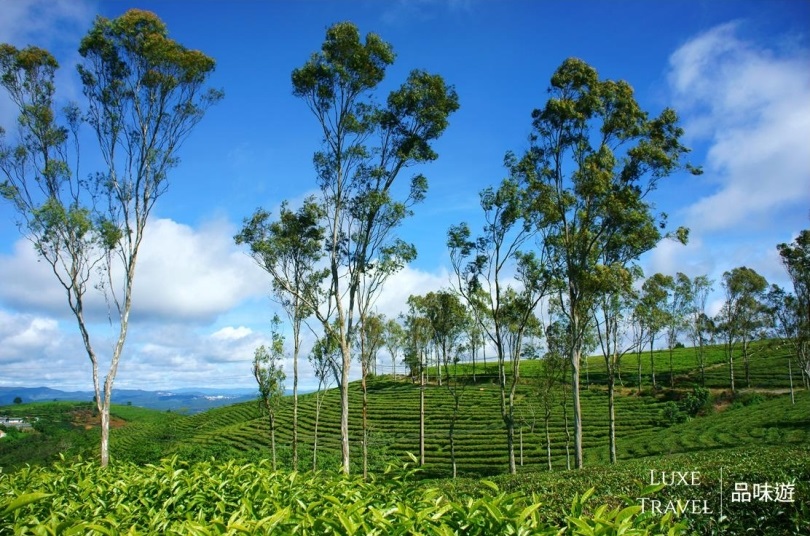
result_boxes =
[2,342,806,476]
[2,343,808,534]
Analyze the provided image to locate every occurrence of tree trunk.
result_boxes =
[608,369,616,464]
[270,414,277,472]
[99,404,110,467]
[362,359,368,480]
[293,340,299,472]
[637,350,642,393]
[649,338,657,389]
[669,347,674,388]
[789,359,795,405]
[571,346,583,469]
[436,347,442,387]
[340,341,351,474]
[420,356,425,466]
[313,392,321,471]
[544,410,552,471]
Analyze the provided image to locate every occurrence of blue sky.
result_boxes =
[1,0,808,392]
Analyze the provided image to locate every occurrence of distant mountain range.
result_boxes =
[0,386,262,414]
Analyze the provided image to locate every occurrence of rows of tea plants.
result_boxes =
[106,360,804,476]
[147,379,672,476]
[610,390,810,460]
[0,456,685,535]
[439,444,810,535]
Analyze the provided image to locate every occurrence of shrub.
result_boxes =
[660,401,687,426]
[679,386,710,417]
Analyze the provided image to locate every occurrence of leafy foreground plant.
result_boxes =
[1,456,683,535]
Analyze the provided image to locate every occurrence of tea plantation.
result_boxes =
[2,343,808,534]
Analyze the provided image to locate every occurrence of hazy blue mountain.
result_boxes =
[0,386,262,414]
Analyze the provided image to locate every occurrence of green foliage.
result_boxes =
[659,401,687,426]
[678,387,710,417]
[0,456,688,535]
[449,445,810,535]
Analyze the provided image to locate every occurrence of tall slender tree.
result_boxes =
[357,310,386,479]
[403,299,433,466]
[719,267,768,392]
[309,328,340,471]
[448,177,551,475]
[235,197,325,472]
[290,22,459,473]
[384,318,406,377]
[520,58,696,468]
[253,316,287,472]
[0,10,221,467]
[408,290,468,477]
[688,275,714,386]
[638,274,672,390]
[777,230,810,387]
[592,266,639,464]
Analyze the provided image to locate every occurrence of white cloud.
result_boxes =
[667,22,810,233]
[367,264,452,319]
[211,326,254,341]
[131,218,267,322]
[0,217,268,323]
[0,309,90,388]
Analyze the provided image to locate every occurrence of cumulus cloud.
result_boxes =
[667,22,810,232]
[131,218,267,322]
[0,309,90,388]
[0,217,268,323]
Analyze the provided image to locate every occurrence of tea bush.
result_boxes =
[1,456,686,535]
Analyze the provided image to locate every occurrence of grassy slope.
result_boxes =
[2,341,806,478]
[135,340,804,476]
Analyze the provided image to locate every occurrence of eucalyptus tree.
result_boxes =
[235,197,325,471]
[534,340,565,470]
[253,316,287,472]
[417,291,468,383]
[408,290,468,477]
[520,58,696,468]
[543,311,578,470]
[592,266,640,464]
[356,310,386,479]
[719,266,768,391]
[384,318,406,377]
[448,177,552,475]
[778,230,810,387]
[638,273,673,389]
[630,305,649,393]
[663,273,693,387]
[688,275,714,386]
[403,299,433,466]
[309,329,340,471]
[765,285,803,397]
[290,22,459,474]
[0,11,221,467]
